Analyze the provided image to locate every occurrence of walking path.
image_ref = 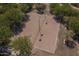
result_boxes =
[69,4,79,11]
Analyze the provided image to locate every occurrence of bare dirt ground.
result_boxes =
[54,4,79,56]
[55,24,78,56]
[18,3,60,55]
[18,10,60,55]
[16,4,78,56]
[69,4,79,11]
[32,14,60,54]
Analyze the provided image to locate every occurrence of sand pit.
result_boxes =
[19,10,60,55]
[33,14,60,54]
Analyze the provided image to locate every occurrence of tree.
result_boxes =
[0,3,19,14]
[49,3,79,17]
[4,9,24,35]
[4,9,23,23]
[35,3,46,14]
[11,37,32,56]
[0,14,13,46]
[65,17,79,33]
[0,3,32,55]
[20,4,33,13]
[0,25,12,55]
[64,16,79,44]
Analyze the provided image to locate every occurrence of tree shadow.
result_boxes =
[53,16,61,23]
[65,40,76,49]
[22,14,30,23]
[10,14,30,35]
[0,46,11,56]
[53,15,64,24]
[72,33,79,43]
[36,9,45,14]
[10,22,24,35]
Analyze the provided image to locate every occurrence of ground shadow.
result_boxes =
[22,14,30,23]
[72,33,79,43]
[0,46,11,56]
[65,40,76,49]
[10,14,30,35]
[53,15,64,24]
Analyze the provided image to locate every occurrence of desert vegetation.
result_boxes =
[0,3,33,55]
[50,3,79,48]
[11,37,32,56]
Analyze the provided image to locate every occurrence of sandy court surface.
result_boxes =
[19,10,60,55]
[32,14,60,54]
[19,11,46,43]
